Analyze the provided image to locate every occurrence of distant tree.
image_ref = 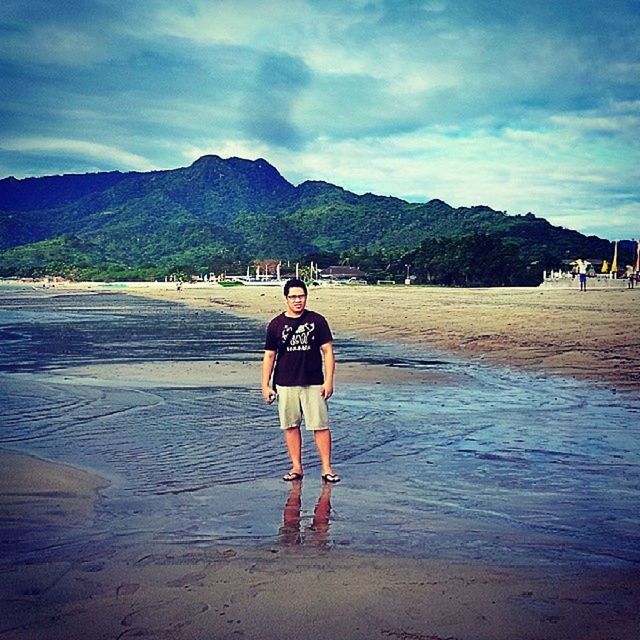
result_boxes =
[404,233,542,287]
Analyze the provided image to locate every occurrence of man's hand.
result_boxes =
[262,386,277,404]
[321,382,334,400]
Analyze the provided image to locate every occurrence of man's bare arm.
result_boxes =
[261,350,277,404]
[320,341,335,400]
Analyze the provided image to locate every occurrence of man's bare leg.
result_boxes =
[314,428,337,477]
[284,426,303,476]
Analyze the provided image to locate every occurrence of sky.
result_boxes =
[0,0,638,240]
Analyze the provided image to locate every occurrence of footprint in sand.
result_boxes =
[165,571,207,588]
[116,583,141,598]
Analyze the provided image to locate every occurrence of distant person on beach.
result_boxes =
[261,278,340,483]
[626,266,635,289]
[576,259,588,291]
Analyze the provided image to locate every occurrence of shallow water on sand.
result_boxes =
[1,290,639,567]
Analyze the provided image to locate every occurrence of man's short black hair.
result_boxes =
[284,278,307,297]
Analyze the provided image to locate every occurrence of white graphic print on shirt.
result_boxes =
[281,322,315,352]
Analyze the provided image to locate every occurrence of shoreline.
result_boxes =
[119,281,640,393]
[4,279,638,391]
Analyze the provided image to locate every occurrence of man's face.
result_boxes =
[285,286,307,315]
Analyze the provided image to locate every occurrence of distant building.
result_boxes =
[319,265,367,280]
[253,258,280,276]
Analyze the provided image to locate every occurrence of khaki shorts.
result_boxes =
[277,385,329,431]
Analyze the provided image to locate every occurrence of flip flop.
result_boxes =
[283,472,304,481]
[321,473,341,484]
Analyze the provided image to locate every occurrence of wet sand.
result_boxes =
[0,450,108,526]
[49,357,452,391]
[124,282,640,393]
[1,450,638,640]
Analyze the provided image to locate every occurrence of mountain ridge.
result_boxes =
[0,155,615,282]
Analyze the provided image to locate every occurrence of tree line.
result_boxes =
[1,231,628,288]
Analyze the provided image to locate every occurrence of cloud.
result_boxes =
[242,113,637,238]
[2,137,157,172]
[549,113,640,137]
[242,53,311,149]
[0,1,127,66]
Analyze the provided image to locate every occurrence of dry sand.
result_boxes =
[2,282,639,638]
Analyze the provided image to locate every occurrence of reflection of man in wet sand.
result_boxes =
[280,480,303,546]
[279,481,333,548]
[310,484,332,548]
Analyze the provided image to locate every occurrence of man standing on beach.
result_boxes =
[261,278,340,483]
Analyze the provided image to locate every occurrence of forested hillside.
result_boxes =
[0,155,616,285]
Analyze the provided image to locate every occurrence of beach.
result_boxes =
[128,281,640,392]
[1,284,639,639]
[2,483,638,640]
[1,449,638,640]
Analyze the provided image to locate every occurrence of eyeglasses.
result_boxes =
[287,294,306,300]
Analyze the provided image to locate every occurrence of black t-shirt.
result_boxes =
[265,310,333,387]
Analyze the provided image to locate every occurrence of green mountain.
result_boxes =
[0,154,614,283]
